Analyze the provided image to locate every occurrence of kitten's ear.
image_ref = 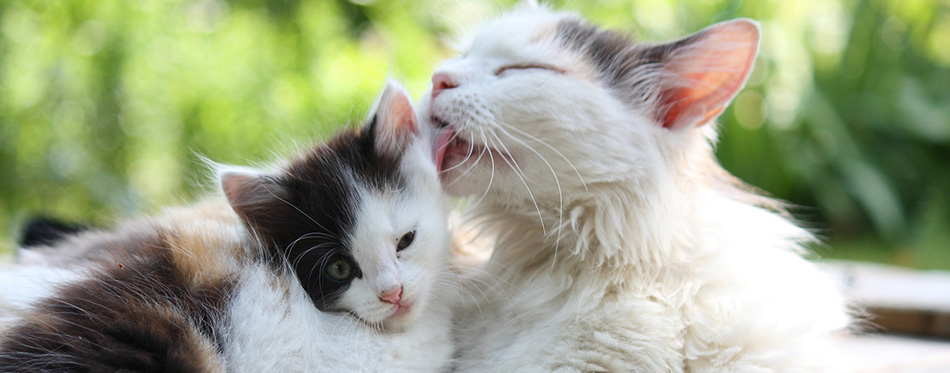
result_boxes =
[650,19,759,129]
[219,167,289,238]
[369,80,418,156]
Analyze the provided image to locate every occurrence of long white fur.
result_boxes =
[422,7,851,372]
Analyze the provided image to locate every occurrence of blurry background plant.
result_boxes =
[1,0,948,268]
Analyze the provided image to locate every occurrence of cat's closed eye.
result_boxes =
[495,64,562,76]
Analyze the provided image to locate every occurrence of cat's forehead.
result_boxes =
[465,9,572,58]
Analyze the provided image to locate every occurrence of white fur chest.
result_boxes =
[452,197,851,372]
[222,265,454,372]
[453,266,689,372]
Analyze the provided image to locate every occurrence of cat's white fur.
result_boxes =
[422,7,850,372]
[223,261,454,371]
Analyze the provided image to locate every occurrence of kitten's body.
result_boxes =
[0,82,456,372]
[424,7,850,372]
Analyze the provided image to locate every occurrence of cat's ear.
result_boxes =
[219,166,289,238]
[649,19,759,129]
[369,80,418,156]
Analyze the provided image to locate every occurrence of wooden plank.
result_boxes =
[821,261,950,338]
[840,334,950,372]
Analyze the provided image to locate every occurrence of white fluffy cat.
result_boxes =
[422,5,851,372]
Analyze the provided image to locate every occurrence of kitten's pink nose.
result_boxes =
[431,73,458,98]
[379,286,403,304]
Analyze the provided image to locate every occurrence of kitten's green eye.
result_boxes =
[325,258,353,281]
[397,230,415,252]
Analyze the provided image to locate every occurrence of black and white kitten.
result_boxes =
[0,81,456,371]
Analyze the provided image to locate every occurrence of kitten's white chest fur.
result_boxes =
[222,264,454,372]
[425,6,850,372]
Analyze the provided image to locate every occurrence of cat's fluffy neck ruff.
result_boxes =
[470,127,711,272]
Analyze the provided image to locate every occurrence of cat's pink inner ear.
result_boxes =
[385,91,416,136]
[375,81,417,153]
[221,172,258,217]
[221,171,278,225]
[660,19,759,129]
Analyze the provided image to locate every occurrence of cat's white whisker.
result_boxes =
[448,134,490,187]
[497,122,587,189]
[440,130,476,174]
[463,127,497,211]
[490,124,566,269]
[484,131,546,235]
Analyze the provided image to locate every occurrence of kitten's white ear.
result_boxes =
[654,19,759,129]
[370,80,418,155]
[219,166,287,234]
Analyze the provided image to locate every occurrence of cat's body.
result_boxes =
[0,82,456,372]
[423,7,850,372]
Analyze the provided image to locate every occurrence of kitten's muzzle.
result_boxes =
[379,286,403,304]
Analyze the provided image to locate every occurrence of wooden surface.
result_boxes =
[822,261,950,338]
[822,261,950,371]
[841,334,950,372]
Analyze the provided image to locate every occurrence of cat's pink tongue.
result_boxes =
[434,128,455,173]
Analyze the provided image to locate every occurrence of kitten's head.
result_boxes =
[421,7,758,206]
[221,81,449,330]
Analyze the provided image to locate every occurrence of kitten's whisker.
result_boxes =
[444,269,487,318]
[260,182,333,235]
[289,242,335,270]
[449,267,512,307]
[305,252,337,303]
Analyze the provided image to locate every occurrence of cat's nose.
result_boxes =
[431,73,458,98]
[379,286,403,304]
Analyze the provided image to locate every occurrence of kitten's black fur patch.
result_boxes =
[19,216,89,247]
[0,229,233,372]
[242,115,405,312]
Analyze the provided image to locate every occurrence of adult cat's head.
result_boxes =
[221,81,450,331]
[422,7,758,209]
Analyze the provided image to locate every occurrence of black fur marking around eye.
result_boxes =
[249,119,405,312]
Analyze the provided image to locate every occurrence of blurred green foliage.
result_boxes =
[1,0,948,268]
